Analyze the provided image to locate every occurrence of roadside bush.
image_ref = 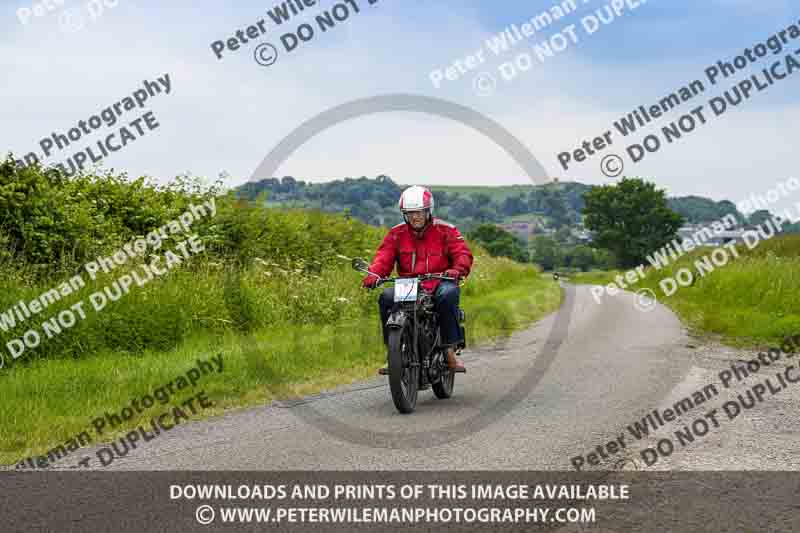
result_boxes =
[0,157,217,274]
[0,160,546,367]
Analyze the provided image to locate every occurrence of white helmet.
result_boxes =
[398,185,434,215]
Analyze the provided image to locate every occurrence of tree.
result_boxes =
[554,227,572,243]
[543,191,570,228]
[568,245,595,272]
[468,224,528,263]
[502,195,528,217]
[748,210,772,227]
[471,192,492,207]
[280,176,298,193]
[531,235,560,271]
[582,177,683,268]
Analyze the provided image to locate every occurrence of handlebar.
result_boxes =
[381,273,455,284]
[365,273,457,289]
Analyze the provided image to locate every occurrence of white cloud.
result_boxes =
[1,0,797,215]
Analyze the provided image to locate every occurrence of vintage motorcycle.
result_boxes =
[352,258,466,414]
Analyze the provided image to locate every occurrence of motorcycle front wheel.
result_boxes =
[387,323,418,414]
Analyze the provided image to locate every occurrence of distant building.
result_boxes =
[571,227,593,243]
[497,221,539,241]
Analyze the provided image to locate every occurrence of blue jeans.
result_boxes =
[378,281,463,347]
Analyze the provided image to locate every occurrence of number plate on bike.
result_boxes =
[394,278,419,302]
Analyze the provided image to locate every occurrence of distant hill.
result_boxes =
[667,196,745,225]
[236,175,790,235]
[237,176,594,234]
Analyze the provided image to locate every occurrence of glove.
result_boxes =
[444,269,461,281]
[361,274,380,289]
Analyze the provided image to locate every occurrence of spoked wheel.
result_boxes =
[387,324,418,414]
[432,354,455,399]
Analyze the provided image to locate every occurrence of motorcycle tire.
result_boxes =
[387,324,418,414]
[432,364,455,399]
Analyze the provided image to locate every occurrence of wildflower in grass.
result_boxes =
[336,297,348,303]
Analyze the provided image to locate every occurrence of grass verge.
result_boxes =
[1,257,561,467]
[570,235,800,347]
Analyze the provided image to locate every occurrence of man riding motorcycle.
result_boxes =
[362,185,473,372]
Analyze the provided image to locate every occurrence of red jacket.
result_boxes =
[369,218,474,292]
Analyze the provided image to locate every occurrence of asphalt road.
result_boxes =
[76,284,704,471]
[8,284,800,532]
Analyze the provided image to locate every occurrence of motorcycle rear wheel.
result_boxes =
[387,324,418,414]
[432,363,455,399]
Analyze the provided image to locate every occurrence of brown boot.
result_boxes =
[446,347,466,373]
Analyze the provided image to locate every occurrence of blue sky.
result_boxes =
[2,0,798,212]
